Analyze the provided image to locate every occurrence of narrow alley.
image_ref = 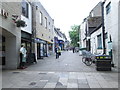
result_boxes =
[2,51,118,89]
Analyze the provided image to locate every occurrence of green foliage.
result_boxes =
[69,25,80,47]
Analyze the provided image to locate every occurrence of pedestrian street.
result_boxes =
[2,51,118,89]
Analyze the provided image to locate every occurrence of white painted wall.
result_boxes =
[90,27,103,54]
[80,20,87,48]
[104,0,119,68]
[21,0,32,34]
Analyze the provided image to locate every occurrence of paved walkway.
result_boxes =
[2,51,118,89]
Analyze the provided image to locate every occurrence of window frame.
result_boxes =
[22,0,29,18]
[97,34,102,49]
[39,11,43,25]
[45,17,47,29]
[106,2,111,15]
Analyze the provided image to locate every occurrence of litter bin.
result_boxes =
[95,55,112,71]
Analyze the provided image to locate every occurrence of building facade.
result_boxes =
[21,0,33,64]
[80,2,102,52]
[54,28,67,50]
[104,0,119,69]
[32,1,54,59]
[0,2,21,69]
[80,0,119,70]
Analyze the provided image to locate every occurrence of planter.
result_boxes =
[15,20,26,27]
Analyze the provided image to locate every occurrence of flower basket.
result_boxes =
[15,20,26,27]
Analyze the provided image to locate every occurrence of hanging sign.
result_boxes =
[0,8,8,18]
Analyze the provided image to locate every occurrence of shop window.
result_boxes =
[97,34,102,49]
[105,32,108,39]
[48,44,52,51]
[22,0,29,18]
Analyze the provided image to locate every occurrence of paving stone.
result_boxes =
[58,78,68,86]
[68,79,77,83]
[44,82,57,88]
[78,84,90,88]
[78,79,88,84]
[2,51,118,89]
[67,83,78,88]
[55,82,67,88]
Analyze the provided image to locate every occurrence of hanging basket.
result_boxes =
[15,20,26,27]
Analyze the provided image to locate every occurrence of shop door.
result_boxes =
[1,36,5,65]
[37,43,40,59]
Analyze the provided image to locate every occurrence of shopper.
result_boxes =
[73,47,75,53]
[58,46,61,56]
[19,45,27,69]
[55,46,59,59]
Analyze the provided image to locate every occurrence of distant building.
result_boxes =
[54,28,68,51]
[80,2,102,54]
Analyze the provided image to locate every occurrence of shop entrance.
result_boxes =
[21,40,31,54]
[0,36,6,65]
[37,43,44,59]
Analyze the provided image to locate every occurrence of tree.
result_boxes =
[69,25,80,47]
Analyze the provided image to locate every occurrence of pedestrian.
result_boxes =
[55,46,59,59]
[19,45,27,69]
[58,46,61,56]
[73,47,75,53]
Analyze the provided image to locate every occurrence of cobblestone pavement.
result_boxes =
[2,51,119,89]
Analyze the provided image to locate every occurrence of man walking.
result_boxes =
[55,46,59,59]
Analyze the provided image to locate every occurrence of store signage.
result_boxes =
[0,8,8,18]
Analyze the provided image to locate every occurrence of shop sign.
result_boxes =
[0,8,8,18]
[35,38,46,44]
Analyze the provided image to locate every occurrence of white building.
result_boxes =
[80,0,119,71]
[104,0,119,69]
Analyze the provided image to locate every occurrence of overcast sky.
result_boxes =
[39,0,102,40]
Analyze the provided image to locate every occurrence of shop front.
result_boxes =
[21,31,33,64]
[47,42,53,56]
[0,35,5,66]
[58,40,64,50]
[54,37,59,48]
[35,38,47,59]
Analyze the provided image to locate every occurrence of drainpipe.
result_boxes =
[101,1,106,54]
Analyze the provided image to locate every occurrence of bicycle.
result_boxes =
[81,50,96,66]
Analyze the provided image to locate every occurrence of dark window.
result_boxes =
[39,12,42,25]
[45,17,47,29]
[106,2,111,15]
[105,32,108,39]
[97,34,102,49]
[22,0,29,18]
[36,6,38,10]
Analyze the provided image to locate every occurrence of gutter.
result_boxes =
[101,1,106,54]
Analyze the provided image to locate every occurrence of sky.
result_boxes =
[39,0,102,40]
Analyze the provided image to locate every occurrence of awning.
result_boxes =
[34,38,46,44]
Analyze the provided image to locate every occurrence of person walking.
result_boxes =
[55,46,59,59]
[58,46,61,56]
[73,47,75,53]
[19,45,27,69]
